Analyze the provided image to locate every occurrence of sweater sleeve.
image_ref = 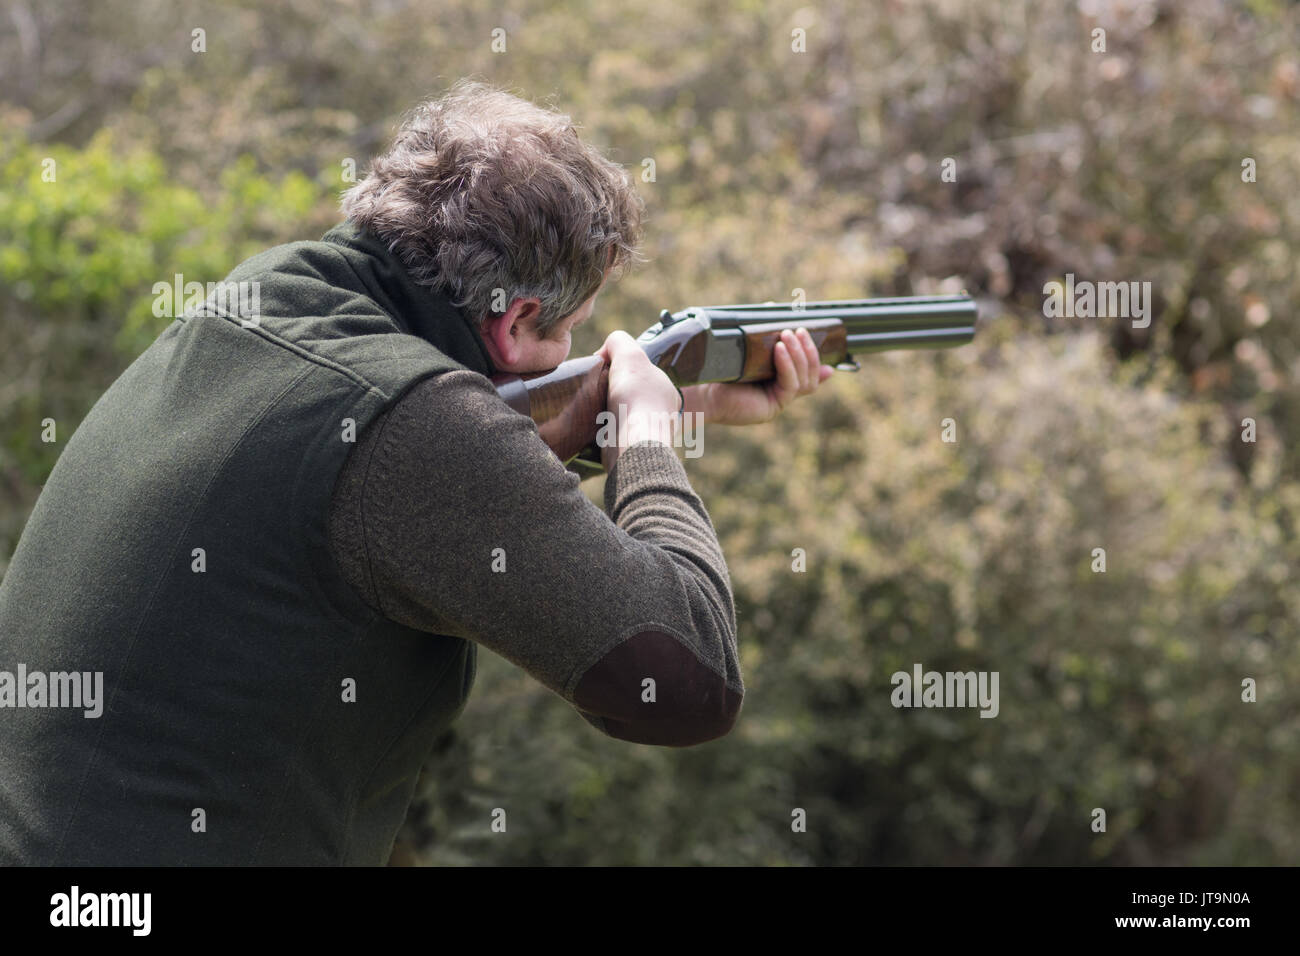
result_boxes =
[327,369,742,746]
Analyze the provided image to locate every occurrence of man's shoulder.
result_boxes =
[221,234,373,313]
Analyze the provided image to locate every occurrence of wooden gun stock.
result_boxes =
[494,354,610,464]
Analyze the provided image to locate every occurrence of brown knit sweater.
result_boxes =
[326,369,743,746]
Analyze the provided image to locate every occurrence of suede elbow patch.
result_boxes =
[573,630,742,746]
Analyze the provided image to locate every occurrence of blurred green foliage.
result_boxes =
[1,0,1297,864]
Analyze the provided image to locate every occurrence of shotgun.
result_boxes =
[492,293,978,476]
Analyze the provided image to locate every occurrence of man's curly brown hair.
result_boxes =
[341,78,646,337]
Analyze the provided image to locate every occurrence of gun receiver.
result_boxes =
[492,293,977,472]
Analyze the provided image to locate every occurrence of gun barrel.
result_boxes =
[696,294,977,353]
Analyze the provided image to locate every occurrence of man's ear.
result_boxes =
[481,297,542,369]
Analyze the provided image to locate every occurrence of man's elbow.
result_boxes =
[599,691,743,747]
[573,629,743,747]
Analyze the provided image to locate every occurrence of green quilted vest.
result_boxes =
[0,221,495,864]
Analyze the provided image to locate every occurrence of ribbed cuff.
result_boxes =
[603,440,692,515]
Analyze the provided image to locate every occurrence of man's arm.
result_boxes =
[328,369,742,746]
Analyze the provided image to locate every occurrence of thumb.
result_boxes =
[598,329,636,362]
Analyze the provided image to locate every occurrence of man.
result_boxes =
[0,79,832,865]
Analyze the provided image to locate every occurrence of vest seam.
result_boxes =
[185,303,411,402]
[352,406,400,620]
[295,369,456,634]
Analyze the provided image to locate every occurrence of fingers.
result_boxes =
[773,329,836,408]
[797,327,821,380]
[597,329,636,362]
[602,329,678,414]
[782,329,821,390]
[773,338,798,401]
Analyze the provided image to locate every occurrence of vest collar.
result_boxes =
[321,220,496,376]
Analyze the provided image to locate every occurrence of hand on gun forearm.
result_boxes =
[684,327,834,426]
[596,330,680,472]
